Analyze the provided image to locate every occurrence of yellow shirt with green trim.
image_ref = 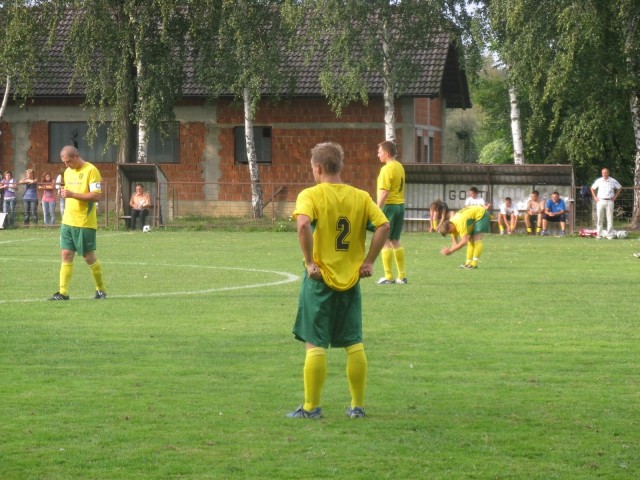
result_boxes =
[61,161,102,230]
[451,205,486,238]
[376,160,405,205]
[293,183,388,292]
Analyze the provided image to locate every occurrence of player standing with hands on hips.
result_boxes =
[591,168,622,239]
[287,142,389,419]
[49,146,107,300]
[375,140,407,284]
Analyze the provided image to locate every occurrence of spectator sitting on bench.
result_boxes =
[428,199,449,233]
[524,190,544,235]
[541,191,567,236]
[129,183,151,230]
[465,186,491,209]
[498,197,519,235]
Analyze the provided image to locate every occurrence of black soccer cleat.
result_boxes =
[49,292,70,301]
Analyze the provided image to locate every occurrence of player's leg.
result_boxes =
[335,285,366,417]
[605,201,614,235]
[303,344,327,412]
[130,210,138,230]
[596,201,605,236]
[471,234,484,267]
[140,208,149,229]
[80,228,106,297]
[378,205,396,283]
[524,214,532,234]
[54,224,77,298]
[390,239,406,283]
[509,215,518,234]
[497,213,506,234]
[346,343,367,414]
[289,275,331,417]
[388,205,406,282]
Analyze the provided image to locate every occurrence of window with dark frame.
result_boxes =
[144,123,180,164]
[49,122,117,163]
[234,126,272,164]
[49,122,180,164]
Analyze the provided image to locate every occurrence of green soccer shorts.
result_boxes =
[60,224,97,256]
[293,273,363,348]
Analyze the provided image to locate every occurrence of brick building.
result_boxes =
[0,31,470,218]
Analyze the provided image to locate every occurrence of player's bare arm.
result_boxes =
[296,213,322,280]
[360,222,390,277]
[376,189,389,208]
[441,235,467,256]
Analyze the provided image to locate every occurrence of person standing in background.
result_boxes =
[375,140,407,285]
[19,169,38,225]
[49,146,106,301]
[39,172,57,225]
[0,171,17,228]
[590,168,622,239]
[55,168,65,218]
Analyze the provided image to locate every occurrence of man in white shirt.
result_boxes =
[464,187,491,209]
[590,168,622,239]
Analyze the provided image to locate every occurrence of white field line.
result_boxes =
[0,261,300,304]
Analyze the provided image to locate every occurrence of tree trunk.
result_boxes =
[136,61,148,164]
[115,82,134,222]
[244,87,264,219]
[509,86,525,165]
[382,28,396,143]
[0,76,10,137]
[629,90,640,228]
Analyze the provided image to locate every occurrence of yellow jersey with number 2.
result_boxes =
[293,183,388,292]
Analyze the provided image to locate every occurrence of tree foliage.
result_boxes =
[60,0,188,161]
[0,1,56,107]
[298,0,475,140]
[189,0,299,218]
[475,0,639,184]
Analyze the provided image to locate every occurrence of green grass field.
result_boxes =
[1,228,638,479]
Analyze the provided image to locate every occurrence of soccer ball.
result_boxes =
[143,225,151,233]
[615,230,628,239]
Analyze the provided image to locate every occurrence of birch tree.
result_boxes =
[477,0,640,223]
[508,85,524,164]
[299,0,471,143]
[0,0,54,137]
[190,0,298,219]
[60,0,188,163]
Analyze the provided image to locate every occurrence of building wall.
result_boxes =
[0,95,447,207]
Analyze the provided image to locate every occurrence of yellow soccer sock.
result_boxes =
[465,242,474,264]
[526,227,532,234]
[89,260,106,292]
[499,225,505,233]
[472,240,484,267]
[303,347,327,411]
[59,262,73,296]
[393,247,406,279]
[346,343,367,408]
[381,248,394,280]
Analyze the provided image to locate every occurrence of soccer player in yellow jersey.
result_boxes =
[49,146,107,300]
[287,142,389,419]
[375,140,407,284]
[437,205,490,269]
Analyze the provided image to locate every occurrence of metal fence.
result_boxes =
[1,182,637,230]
